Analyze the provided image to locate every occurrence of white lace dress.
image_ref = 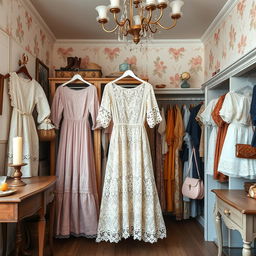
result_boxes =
[199,98,218,175]
[96,82,166,243]
[7,72,52,177]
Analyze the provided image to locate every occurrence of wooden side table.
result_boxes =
[212,189,256,256]
[0,176,56,256]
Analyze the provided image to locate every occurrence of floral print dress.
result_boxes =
[96,82,166,243]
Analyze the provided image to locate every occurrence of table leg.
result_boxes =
[242,241,252,256]
[15,222,23,256]
[2,223,7,256]
[49,199,55,255]
[38,213,46,256]
[215,210,223,256]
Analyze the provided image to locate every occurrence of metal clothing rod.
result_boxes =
[157,97,204,101]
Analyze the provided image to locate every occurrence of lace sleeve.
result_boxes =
[97,85,112,128]
[146,85,162,128]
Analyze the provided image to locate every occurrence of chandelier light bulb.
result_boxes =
[170,0,184,15]
[157,0,168,4]
[96,5,109,20]
[145,0,157,6]
[110,0,120,8]
[133,15,142,25]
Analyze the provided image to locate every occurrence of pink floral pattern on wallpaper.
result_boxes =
[237,0,246,18]
[34,35,39,56]
[16,16,24,43]
[124,56,137,70]
[104,48,120,61]
[214,60,220,71]
[238,35,247,54]
[81,56,90,68]
[40,30,46,46]
[153,57,167,78]
[25,45,32,55]
[169,73,180,88]
[46,51,50,65]
[229,25,236,50]
[209,50,214,70]
[25,11,32,30]
[189,56,202,73]
[169,47,185,61]
[214,29,220,45]
[250,2,256,30]
[57,47,74,61]
[222,46,227,59]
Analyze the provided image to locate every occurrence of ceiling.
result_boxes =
[30,0,228,40]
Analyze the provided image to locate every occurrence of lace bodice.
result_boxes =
[97,82,162,128]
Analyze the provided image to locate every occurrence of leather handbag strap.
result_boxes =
[185,147,201,179]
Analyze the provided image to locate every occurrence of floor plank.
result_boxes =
[53,217,219,256]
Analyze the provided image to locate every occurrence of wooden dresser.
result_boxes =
[0,176,56,256]
[212,189,256,256]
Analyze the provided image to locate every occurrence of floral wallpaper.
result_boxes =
[204,0,256,81]
[53,42,204,88]
[0,0,54,69]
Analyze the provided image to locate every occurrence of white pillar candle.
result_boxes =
[133,15,141,25]
[170,0,184,15]
[110,0,120,8]
[146,0,157,5]
[95,5,109,20]
[13,137,23,165]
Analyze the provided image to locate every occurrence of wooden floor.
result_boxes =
[52,217,219,256]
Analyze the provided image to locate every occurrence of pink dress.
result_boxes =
[51,85,99,238]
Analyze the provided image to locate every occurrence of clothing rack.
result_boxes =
[157,97,204,101]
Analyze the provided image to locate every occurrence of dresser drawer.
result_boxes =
[217,198,243,229]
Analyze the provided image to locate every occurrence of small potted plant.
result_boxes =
[180,72,191,88]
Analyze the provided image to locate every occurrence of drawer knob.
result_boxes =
[224,209,231,216]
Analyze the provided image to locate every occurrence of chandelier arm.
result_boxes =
[101,23,119,33]
[141,9,153,24]
[156,18,177,30]
[149,7,164,24]
[113,12,128,27]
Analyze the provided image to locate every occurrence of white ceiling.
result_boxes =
[30,0,228,40]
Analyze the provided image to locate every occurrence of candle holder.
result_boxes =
[8,163,27,187]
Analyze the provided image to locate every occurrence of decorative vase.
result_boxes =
[119,63,131,72]
[180,80,190,88]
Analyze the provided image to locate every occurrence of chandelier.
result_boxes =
[96,0,184,44]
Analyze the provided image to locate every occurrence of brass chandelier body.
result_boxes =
[96,0,183,44]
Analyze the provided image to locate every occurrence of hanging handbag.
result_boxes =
[236,144,256,159]
[182,147,204,200]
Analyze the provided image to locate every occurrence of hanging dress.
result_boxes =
[51,85,100,238]
[218,91,256,178]
[211,95,229,182]
[156,107,167,211]
[199,99,218,175]
[173,105,184,220]
[164,107,176,212]
[7,72,52,177]
[96,82,166,243]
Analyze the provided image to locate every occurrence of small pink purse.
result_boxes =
[182,147,204,200]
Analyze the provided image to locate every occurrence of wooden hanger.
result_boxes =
[4,53,32,80]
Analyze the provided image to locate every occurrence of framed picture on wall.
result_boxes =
[0,74,4,115]
[35,58,49,101]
